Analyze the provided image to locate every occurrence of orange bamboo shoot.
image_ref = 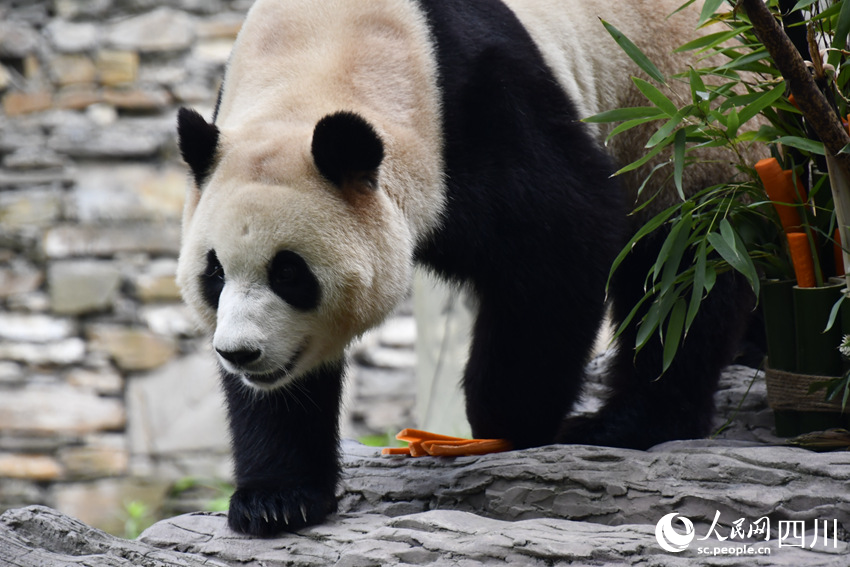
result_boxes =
[787,232,816,288]
[755,157,806,232]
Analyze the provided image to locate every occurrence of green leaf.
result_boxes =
[605,115,669,143]
[612,291,653,342]
[646,108,689,148]
[670,0,699,17]
[675,27,749,53]
[659,206,693,293]
[716,48,771,72]
[686,241,708,334]
[791,0,820,10]
[698,0,726,27]
[583,106,667,124]
[775,136,826,155]
[662,299,687,374]
[688,68,709,105]
[736,83,786,126]
[613,140,669,176]
[704,263,717,294]
[636,284,678,351]
[673,128,687,200]
[633,77,678,116]
[707,219,760,297]
[607,205,678,290]
[828,0,850,68]
[600,19,666,84]
[840,142,850,155]
[825,294,847,333]
[726,106,740,138]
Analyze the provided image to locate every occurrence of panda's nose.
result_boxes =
[216,348,262,367]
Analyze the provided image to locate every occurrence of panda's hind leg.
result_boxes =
[463,282,604,450]
[558,231,754,450]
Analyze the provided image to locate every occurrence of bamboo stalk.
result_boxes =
[738,0,850,177]
[739,0,850,286]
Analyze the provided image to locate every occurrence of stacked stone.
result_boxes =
[0,0,251,534]
[0,0,421,535]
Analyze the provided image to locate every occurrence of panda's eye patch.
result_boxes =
[268,250,320,311]
[200,250,225,309]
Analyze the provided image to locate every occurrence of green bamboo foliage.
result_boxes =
[589,1,849,374]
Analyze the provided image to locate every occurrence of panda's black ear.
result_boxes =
[311,111,384,191]
[177,107,220,188]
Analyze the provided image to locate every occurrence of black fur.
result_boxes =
[311,111,384,187]
[200,250,225,310]
[268,250,320,311]
[177,107,220,188]
[413,0,751,450]
[413,0,625,449]
[558,231,753,448]
[222,360,344,536]
[205,0,752,537]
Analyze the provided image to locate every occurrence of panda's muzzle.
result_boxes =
[216,347,262,367]
[220,343,307,389]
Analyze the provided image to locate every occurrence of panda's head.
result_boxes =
[175,108,413,391]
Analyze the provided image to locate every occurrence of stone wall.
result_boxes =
[0,0,418,535]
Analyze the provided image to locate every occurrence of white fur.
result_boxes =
[503,0,748,217]
[177,0,443,387]
[177,0,741,390]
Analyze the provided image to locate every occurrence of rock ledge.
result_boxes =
[2,438,848,566]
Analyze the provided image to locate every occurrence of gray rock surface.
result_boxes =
[1,437,848,566]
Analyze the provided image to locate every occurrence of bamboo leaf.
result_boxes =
[825,294,846,333]
[791,0,820,10]
[636,285,678,351]
[707,219,760,297]
[600,19,666,84]
[828,0,850,68]
[662,299,687,374]
[673,128,687,201]
[607,206,678,290]
[611,291,652,342]
[675,27,750,53]
[606,115,668,143]
[646,107,690,148]
[636,299,661,350]
[633,77,678,116]
[583,106,667,124]
[685,241,709,334]
[613,140,669,176]
[775,136,826,155]
[716,48,771,72]
[725,106,740,138]
[704,264,717,294]
[670,0,699,17]
[736,83,786,125]
[698,0,726,27]
[659,206,693,293]
[688,68,709,105]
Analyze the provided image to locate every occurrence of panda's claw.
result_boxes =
[227,485,336,536]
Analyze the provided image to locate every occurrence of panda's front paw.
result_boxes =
[227,485,337,537]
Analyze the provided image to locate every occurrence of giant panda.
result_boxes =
[176,0,753,536]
